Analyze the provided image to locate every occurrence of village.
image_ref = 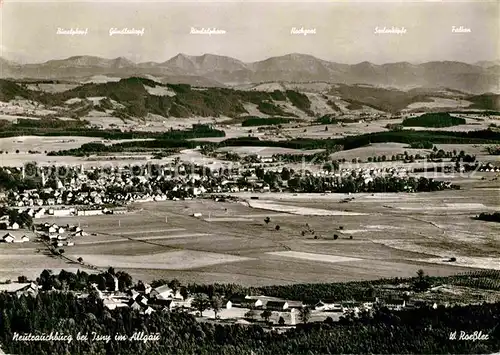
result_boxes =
[2,153,490,215]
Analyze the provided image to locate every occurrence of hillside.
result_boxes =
[0,78,314,120]
[1,78,497,126]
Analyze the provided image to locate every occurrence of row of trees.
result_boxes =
[402,113,466,128]
[284,175,459,194]
[35,268,133,292]
[475,212,500,223]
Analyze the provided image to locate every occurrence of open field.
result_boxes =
[405,98,473,109]
[266,251,362,264]
[1,177,498,285]
[70,250,254,270]
[247,200,368,216]
[0,136,101,152]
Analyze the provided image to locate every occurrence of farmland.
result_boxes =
[1,176,498,285]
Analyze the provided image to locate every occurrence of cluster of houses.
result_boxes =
[10,206,127,219]
[2,155,481,217]
[314,297,408,313]
[477,163,500,172]
[1,221,92,246]
[4,162,415,208]
[36,222,89,247]
[226,295,407,315]
[2,232,31,243]
[86,281,192,316]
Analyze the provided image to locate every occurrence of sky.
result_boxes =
[0,0,498,64]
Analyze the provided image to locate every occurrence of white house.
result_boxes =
[7,222,20,230]
[103,297,129,310]
[385,299,406,311]
[315,300,342,311]
[226,295,263,309]
[34,209,46,218]
[2,233,14,243]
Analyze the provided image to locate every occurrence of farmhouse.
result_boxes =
[226,295,263,309]
[142,306,155,315]
[127,289,140,299]
[341,301,363,313]
[2,232,30,243]
[2,233,15,243]
[286,300,304,309]
[0,282,39,297]
[103,296,129,310]
[314,300,342,311]
[135,282,152,295]
[48,224,58,234]
[77,209,103,216]
[361,297,379,309]
[7,222,20,230]
[384,299,406,311]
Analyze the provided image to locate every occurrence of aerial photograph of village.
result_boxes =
[0,0,499,354]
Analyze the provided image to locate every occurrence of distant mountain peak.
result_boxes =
[1,53,498,94]
[111,57,136,68]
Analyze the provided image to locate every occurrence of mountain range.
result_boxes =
[1,53,499,93]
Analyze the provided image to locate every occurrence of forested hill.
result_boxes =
[0,78,312,119]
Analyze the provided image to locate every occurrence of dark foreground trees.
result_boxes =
[0,291,499,355]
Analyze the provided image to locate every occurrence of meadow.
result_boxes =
[1,176,497,285]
